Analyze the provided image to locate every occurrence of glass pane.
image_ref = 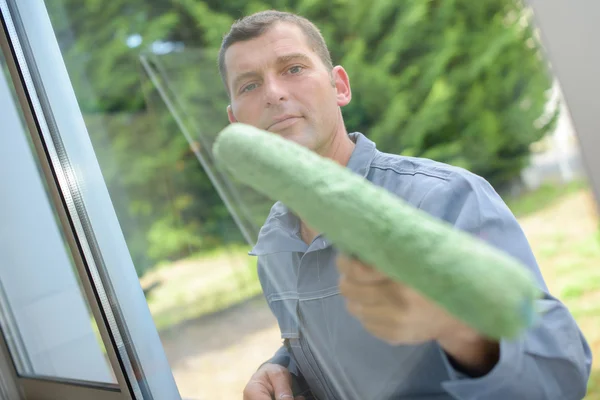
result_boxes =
[0,51,117,384]
[42,2,283,398]
[42,0,597,399]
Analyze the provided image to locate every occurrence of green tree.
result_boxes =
[46,0,556,276]
[298,0,557,188]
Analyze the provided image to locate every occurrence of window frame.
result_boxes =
[526,0,600,212]
[0,2,130,398]
[0,0,180,398]
[0,326,22,399]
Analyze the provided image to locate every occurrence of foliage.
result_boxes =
[46,0,557,276]
[322,0,557,187]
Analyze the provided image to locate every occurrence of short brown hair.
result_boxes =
[218,10,334,94]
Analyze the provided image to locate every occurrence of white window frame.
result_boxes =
[525,0,600,211]
[0,0,181,398]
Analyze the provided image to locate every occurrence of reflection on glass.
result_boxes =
[0,54,116,384]
[45,2,282,397]
[139,49,274,247]
[43,0,597,398]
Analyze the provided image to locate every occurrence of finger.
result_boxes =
[335,253,357,275]
[346,300,405,324]
[336,255,388,284]
[339,278,396,306]
[336,252,359,264]
[345,302,432,345]
[243,379,273,400]
[267,368,293,399]
[362,322,405,344]
[362,319,432,345]
[354,303,406,323]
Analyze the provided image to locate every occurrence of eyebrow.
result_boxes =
[275,52,312,65]
[232,71,260,92]
[231,53,313,91]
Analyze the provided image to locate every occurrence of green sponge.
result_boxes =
[212,123,541,340]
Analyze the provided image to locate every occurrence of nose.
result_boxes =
[263,76,287,106]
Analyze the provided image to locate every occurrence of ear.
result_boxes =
[227,105,237,123]
[332,66,352,107]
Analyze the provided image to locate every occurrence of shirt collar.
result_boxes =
[249,132,377,256]
[346,132,377,178]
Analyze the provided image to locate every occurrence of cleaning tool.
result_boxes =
[213,123,541,340]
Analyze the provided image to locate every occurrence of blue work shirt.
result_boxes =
[249,132,592,400]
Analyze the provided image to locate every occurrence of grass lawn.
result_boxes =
[590,371,600,400]
[505,179,590,218]
[511,180,599,398]
[140,244,261,331]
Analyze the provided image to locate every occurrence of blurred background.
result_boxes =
[17,0,598,398]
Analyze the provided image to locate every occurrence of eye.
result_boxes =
[288,65,304,74]
[241,82,258,93]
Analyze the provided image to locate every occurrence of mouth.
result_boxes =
[267,116,302,132]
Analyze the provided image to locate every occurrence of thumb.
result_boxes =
[267,368,293,399]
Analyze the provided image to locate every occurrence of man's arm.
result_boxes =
[260,341,301,377]
[419,172,592,399]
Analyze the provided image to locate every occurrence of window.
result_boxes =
[0,50,116,385]
[1,0,598,399]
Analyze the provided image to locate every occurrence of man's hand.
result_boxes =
[336,254,499,376]
[243,363,305,400]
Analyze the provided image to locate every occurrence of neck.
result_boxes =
[318,120,355,167]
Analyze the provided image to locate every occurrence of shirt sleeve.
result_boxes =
[264,343,292,369]
[418,172,592,400]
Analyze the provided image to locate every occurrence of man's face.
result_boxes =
[224,22,351,153]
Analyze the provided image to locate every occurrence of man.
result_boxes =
[218,10,592,400]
